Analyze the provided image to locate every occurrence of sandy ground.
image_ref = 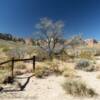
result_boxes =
[0,72,100,100]
[1,60,100,100]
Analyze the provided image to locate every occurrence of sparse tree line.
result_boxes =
[0,33,25,43]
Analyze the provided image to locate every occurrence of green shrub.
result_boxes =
[62,79,97,97]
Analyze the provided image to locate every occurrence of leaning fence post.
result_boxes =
[11,57,14,78]
[33,56,35,71]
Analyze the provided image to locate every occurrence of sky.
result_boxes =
[0,0,100,40]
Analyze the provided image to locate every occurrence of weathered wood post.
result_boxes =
[33,56,35,71]
[11,57,14,79]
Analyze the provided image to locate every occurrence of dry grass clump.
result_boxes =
[0,63,11,84]
[36,48,49,61]
[35,66,53,78]
[35,67,45,78]
[35,59,77,78]
[79,51,93,60]
[15,62,26,70]
[94,48,100,56]
[14,70,24,76]
[35,59,63,78]
[2,47,10,52]
[55,49,75,62]
[14,62,27,76]
[62,68,77,78]
[0,70,9,84]
[62,79,97,97]
[50,59,62,74]
[44,59,76,76]
[14,69,33,76]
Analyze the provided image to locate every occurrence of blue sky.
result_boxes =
[0,0,100,40]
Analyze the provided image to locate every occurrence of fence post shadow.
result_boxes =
[17,74,34,91]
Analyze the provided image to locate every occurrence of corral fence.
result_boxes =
[0,56,36,79]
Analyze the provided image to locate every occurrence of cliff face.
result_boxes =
[85,39,98,48]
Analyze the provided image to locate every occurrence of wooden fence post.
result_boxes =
[33,56,35,71]
[11,57,14,78]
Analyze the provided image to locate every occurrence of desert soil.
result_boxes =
[1,61,100,100]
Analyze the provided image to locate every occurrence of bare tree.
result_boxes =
[35,17,65,58]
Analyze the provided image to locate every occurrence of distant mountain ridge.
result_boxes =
[0,33,25,43]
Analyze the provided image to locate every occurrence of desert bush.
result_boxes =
[48,59,76,75]
[2,47,10,52]
[15,62,26,70]
[25,68,33,73]
[75,59,95,71]
[66,49,76,59]
[56,49,74,61]
[14,70,24,76]
[0,63,11,70]
[79,50,93,60]
[6,47,27,59]
[76,59,89,68]
[62,79,97,97]
[26,46,35,57]
[0,62,11,84]
[49,59,64,75]
[62,68,76,78]
[0,70,9,84]
[51,59,59,71]
[0,44,9,50]
[35,67,45,78]
[14,63,27,75]
[94,49,100,56]
[35,67,53,78]
[37,48,49,61]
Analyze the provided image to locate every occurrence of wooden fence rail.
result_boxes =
[0,56,36,79]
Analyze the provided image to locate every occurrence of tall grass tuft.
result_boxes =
[62,79,97,97]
